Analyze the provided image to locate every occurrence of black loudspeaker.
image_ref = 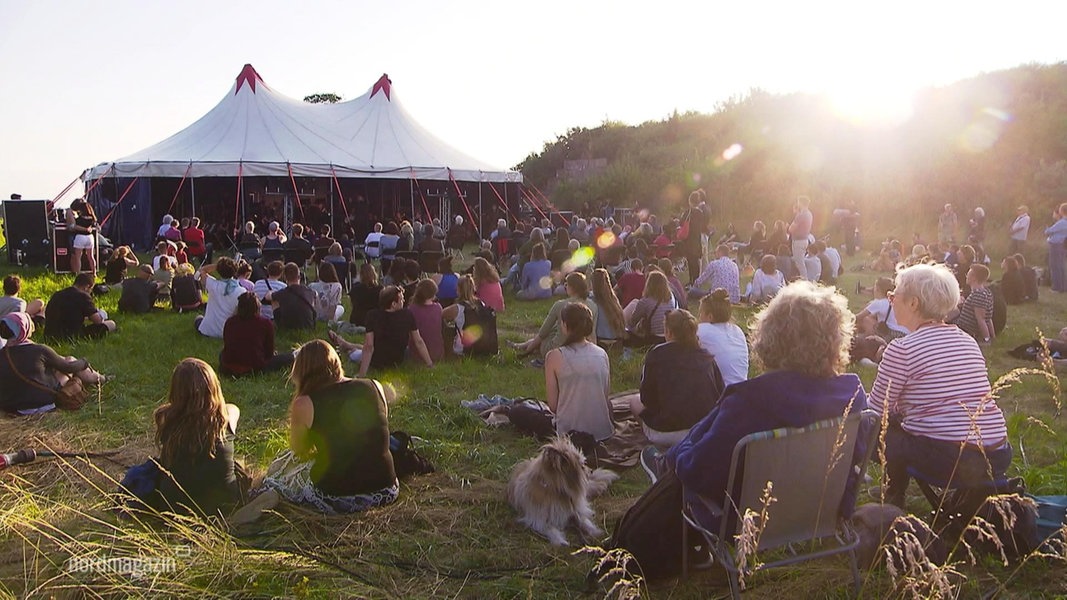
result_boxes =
[52,225,94,274]
[3,199,51,266]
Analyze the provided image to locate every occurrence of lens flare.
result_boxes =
[596,232,616,249]
[564,247,595,273]
[539,276,553,290]
[461,325,483,347]
[722,143,743,161]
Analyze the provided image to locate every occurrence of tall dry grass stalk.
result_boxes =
[733,480,777,590]
[882,516,961,599]
[575,546,643,600]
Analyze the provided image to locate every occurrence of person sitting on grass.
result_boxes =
[747,254,785,304]
[171,263,204,313]
[328,285,434,376]
[309,262,345,323]
[442,275,499,356]
[235,260,255,293]
[152,256,175,301]
[999,255,1025,305]
[195,258,246,339]
[253,260,286,320]
[591,268,626,346]
[542,302,613,441]
[151,358,242,517]
[624,270,674,347]
[1014,253,1038,303]
[948,263,995,345]
[407,279,445,363]
[119,264,162,314]
[615,258,646,309]
[516,243,553,300]
[270,262,317,331]
[0,312,105,415]
[433,256,459,308]
[219,293,294,377]
[657,258,688,310]
[627,309,724,448]
[43,273,116,340]
[510,272,599,365]
[472,257,505,313]
[0,274,46,326]
[349,263,382,328]
[696,289,750,387]
[104,245,139,286]
[688,245,741,303]
[256,340,398,515]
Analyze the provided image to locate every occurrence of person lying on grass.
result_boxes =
[256,339,398,514]
[151,358,242,518]
[328,285,433,377]
[0,311,106,415]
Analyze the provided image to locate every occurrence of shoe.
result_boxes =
[640,446,663,484]
[528,358,545,369]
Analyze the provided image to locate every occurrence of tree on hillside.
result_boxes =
[304,93,342,104]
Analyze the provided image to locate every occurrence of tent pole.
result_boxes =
[190,178,197,217]
[504,183,509,224]
[409,178,415,222]
[478,181,483,239]
[329,179,335,236]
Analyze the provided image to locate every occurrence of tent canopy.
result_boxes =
[84,65,521,183]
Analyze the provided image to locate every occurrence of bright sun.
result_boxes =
[822,74,921,127]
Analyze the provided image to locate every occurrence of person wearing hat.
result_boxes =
[1009,205,1031,255]
[0,311,106,415]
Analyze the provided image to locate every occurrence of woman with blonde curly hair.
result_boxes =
[152,358,242,516]
[643,281,868,536]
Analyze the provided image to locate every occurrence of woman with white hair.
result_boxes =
[868,263,1009,508]
[156,214,175,240]
[447,215,467,259]
[644,280,868,536]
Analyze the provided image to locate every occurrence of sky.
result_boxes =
[1,0,1064,200]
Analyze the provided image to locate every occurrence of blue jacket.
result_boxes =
[665,370,868,533]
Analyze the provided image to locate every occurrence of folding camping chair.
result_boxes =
[681,410,877,599]
[419,250,445,275]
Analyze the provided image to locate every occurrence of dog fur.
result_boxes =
[507,436,619,546]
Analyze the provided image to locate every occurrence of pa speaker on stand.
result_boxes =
[2,199,52,266]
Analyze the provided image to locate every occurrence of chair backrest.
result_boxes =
[283,246,312,267]
[396,250,420,264]
[261,247,285,264]
[723,410,875,551]
[420,250,444,274]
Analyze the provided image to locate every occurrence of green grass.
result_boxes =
[1,253,1065,598]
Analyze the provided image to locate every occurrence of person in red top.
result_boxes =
[219,293,294,377]
[182,217,213,263]
[615,259,647,309]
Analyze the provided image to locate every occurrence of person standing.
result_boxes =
[938,204,958,245]
[1009,205,1031,256]
[1044,203,1067,293]
[679,191,708,284]
[787,196,813,281]
[66,198,98,275]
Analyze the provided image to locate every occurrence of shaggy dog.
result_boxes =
[507,437,619,546]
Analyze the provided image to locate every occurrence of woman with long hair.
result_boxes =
[408,279,445,362]
[258,340,398,514]
[543,303,613,440]
[220,293,295,376]
[310,261,344,322]
[442,274,499,356]
[628,309,724,447]
[517,243,553,300]
[153,358,241,516]
[349,262,383,327]
[624,270,673,346]
[66,198,98,275]
[472,256,505,313]
[591,268,626,343]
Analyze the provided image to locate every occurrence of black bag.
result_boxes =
[506,400,556,440]
[601,470,692,582]
[390,430,435,479]
[457,301,498,356]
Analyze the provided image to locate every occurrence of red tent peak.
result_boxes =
[371,74,392,100]
[235,64,264,95]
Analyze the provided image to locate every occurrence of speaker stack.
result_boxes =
[3,199,52,266]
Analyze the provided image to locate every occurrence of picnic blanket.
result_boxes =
[464,390,649,469]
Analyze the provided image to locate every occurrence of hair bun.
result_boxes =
[711,288,729,301]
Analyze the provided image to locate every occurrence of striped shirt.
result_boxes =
[869,323,1006,444]
[954,286,993,340]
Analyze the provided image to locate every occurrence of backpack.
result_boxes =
[597,470,693,582]
[457,301,498,356]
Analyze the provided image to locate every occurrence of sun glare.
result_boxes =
[823,77,919,127]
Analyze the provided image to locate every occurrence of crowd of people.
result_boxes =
[0,190,1054,579]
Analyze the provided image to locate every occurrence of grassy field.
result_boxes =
[0,252,1065,599]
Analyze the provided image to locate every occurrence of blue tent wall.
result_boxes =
[89,178,153,250]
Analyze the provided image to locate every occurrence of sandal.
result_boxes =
[327,330,343,347]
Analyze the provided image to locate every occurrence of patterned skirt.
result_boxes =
[258,450,398,515]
